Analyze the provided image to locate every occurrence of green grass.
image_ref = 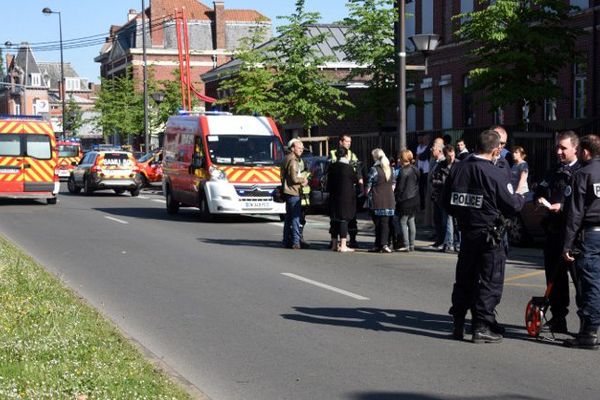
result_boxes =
[0,236,194,400]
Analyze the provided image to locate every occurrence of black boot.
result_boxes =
[542,317,568,334]
[472,324,503,344]
[490,320,505,335]
[564,331,599,350]
[451,316,465,341]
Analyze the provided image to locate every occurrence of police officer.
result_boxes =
[534,130,580,333]
[562,134,600,350]
[444,129,525,343]
[329,134,363,248]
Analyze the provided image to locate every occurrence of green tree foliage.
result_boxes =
[338,0,397,132]
[270,0,353,135]
[456,0,583,115]
[63,96,84,135]
[216,21,281,117]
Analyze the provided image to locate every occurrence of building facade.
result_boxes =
[403,0,599,136]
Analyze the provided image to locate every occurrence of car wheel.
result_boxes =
[83,176,93,196]
[139,174,149,188]
[67,176,81,194]
[199,192,213,222]
[166,187,179,215]
[114,188,126,195]
[130,187,140,197]
[47,197,57,205]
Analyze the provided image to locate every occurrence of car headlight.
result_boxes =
[209,166,228,182]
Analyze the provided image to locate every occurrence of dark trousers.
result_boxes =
[419,172,428,210]
[544,232,571,320]
[450,230,507,326]
[433,202,448,246]
[574,230,600,331]
[373,215,390,249]
[331,220,349,239]
[330,216,358,240]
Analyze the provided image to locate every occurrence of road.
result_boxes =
[0,185,598,400]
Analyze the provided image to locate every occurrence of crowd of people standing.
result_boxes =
[280,128,600,349]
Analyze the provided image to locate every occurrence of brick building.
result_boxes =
[95,0,270,93]
[403,0,599,136]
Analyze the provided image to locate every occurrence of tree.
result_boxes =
[93,72,144,143]
[215,21,282,117]
[270,0,353,136]
[63,96,84,135]
[456,0,583,116]
[338,0,398,133]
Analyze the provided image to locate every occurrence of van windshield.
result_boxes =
[206,135,284,166]
[58,145,80,157]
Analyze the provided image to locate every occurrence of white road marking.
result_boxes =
[152,199,166,204]
[104,216,129,224]
[138,195,150,199]
[268,222,284,227]
[281,273,370,300]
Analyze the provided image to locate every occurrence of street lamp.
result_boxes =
[152,92,165,148]
[42,7,66,137]
[396,1,439,150]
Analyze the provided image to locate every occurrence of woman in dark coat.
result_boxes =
[327,147,358,252]
[394,149,420,252]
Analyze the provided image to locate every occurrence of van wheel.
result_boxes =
[199,192,213,222]
[114,189,125,195]
[130,187,140,197]
[47,197,57,205]
[67,176,81,194]
[166,187,179,215]
[83,176,93,195]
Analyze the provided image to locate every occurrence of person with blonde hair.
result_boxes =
[366,148,395,253]
[394,149,420,251]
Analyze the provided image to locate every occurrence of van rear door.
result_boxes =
[0,133,24,193]
[22,133,56,193]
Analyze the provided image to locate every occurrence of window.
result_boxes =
[406,1,416,51]
[460,0,473,23]
[440,75,453,129]
[423,89,433,131]
[544,99,557,121]
[570,0,589,10]
[421,0,434,34]
[31,73,42,87]
[574,62,587,119]
[0,134,21,156]
[66,78,80,91]
[15,104,21,115]
[407,92,417,133]
[26,135,51,160]
[494,107,504,125]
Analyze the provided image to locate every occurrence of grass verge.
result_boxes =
[0,236,193,400]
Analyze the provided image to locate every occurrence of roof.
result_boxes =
[12,44,42,86]
[151,0,268,22]
[202,24,360,81]
[38,62,91,92]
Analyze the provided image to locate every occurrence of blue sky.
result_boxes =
[1,0,349,83]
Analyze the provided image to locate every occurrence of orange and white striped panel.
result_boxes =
[222,167,281,184]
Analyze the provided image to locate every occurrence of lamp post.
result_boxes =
[396,1,439,150]
[42,7,66,137]
[152,91,165,148]
[141,0,149,153]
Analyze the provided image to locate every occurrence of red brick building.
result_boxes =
[95,0,270,95]
[403,0,599,136]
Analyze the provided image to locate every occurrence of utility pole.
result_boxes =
[142,0,149,152]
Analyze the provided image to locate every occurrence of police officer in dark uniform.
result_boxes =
[534,130,580,333]
[562,134,600,350]
[444,130,525,343]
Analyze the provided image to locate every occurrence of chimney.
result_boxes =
[128,9,138,21]
[213,1,225,50]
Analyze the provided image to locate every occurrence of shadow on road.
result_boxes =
[281,307,535,342]
[349,392,543,400]
[199,237,332,250]
[93,207,275,224]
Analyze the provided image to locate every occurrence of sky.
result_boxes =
[0,0,349,83]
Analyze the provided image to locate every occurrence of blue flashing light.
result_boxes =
[0,114,44,120]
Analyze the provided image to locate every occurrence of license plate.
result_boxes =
[244,201,270,209]
[57,170,70,177]
[103,169,131,176]
[0,168,19,174]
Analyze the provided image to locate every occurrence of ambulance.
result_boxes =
[162,112,286,219]
[55,138,83,180]
[0,115,59,204]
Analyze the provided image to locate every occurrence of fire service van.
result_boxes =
[55,138,83,180]
[0,115,59,204]
[162,113,286,219]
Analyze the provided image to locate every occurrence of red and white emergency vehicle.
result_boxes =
[162,112,286,219]
[55,138,83,180]
[0,115,59,204]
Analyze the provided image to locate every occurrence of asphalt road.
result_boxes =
[1,185,598,400]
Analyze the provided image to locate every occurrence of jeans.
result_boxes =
[399,214,416,248]
[444,216,460,249]
[574,230,600,331]
[283,195,302,247]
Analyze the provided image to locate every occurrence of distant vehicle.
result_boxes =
[137,149,163,187]
[0,115,59,204]
[55,138,83,180]
[162,113,286,219]
[67,150,142,196]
